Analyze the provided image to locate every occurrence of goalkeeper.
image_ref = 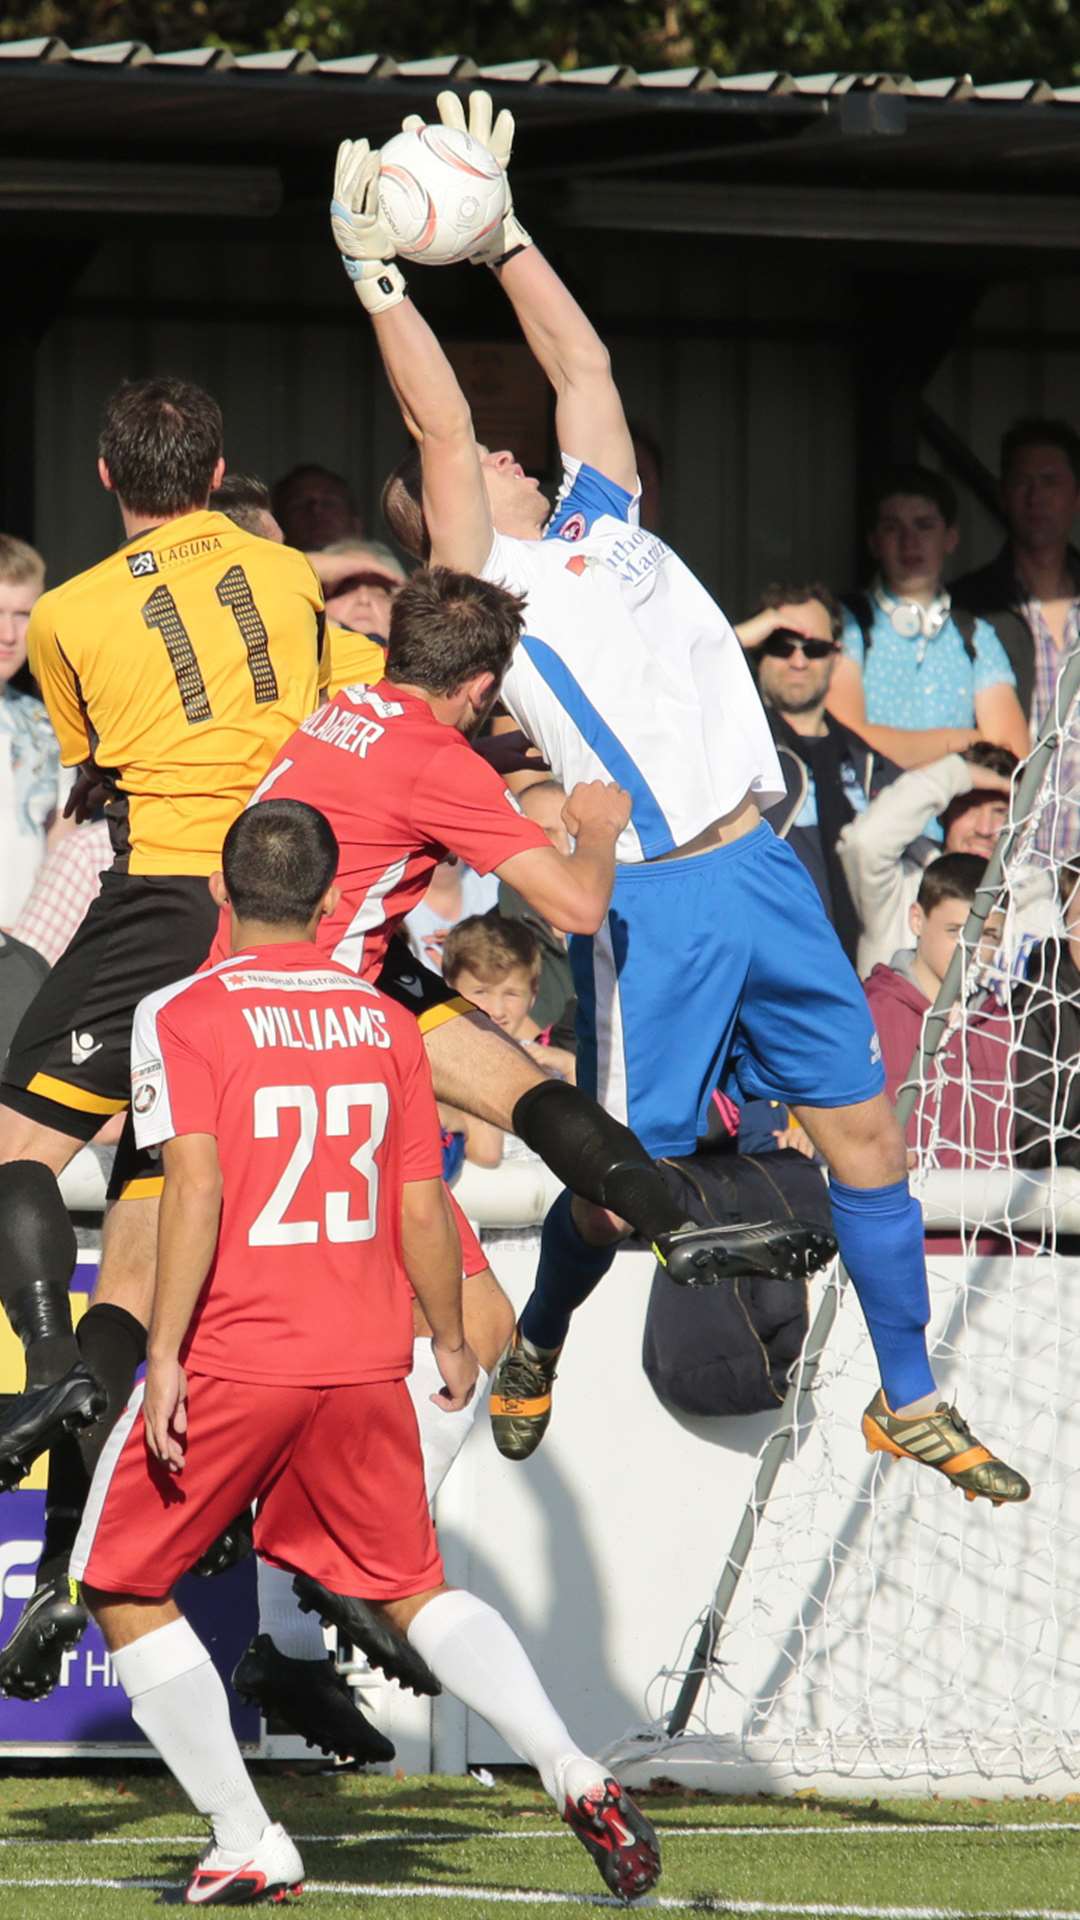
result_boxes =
[330,92,1028,1506]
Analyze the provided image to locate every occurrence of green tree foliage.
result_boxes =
[4,0,1080,84]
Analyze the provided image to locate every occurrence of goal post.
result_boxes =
[605,646,1080,1797]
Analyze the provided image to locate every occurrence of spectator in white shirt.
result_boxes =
[0,536,69,927]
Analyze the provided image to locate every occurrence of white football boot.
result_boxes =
[184,1821,304,1905]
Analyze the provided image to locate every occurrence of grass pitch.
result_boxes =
[0,1768,1077,1919]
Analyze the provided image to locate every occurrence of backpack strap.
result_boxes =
[950,602,977,665]
[845,591,875,659]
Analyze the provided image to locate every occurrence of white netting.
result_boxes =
[608,660,1080,1798]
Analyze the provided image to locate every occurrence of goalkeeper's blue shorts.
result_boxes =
[570,820,884,1158]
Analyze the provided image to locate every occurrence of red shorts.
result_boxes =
[449,1188,487,1279]
[72,1372,444,1602]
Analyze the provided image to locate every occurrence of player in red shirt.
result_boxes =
[230,566,825,1290]
[74,800,660,1907]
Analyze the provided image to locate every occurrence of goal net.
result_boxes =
[606,659,1080,1799]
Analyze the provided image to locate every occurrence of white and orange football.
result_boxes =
[377,124,509,266]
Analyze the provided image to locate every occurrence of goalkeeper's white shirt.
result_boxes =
[484,454,783,864]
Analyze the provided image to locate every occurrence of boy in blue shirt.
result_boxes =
[828,466,1029,770]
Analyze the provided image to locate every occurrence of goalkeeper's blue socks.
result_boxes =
[519,1188,617,1353]
[828,1177,936,1410]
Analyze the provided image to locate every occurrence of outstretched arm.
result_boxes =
[371,300,494,574]
[492,247,636,490]
[330,138,493,574]
[430,90,635,489]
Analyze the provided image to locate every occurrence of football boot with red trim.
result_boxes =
[563,1774,661,1901]
[184,1822,303,1905]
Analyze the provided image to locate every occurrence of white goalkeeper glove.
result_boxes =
[402,89,533,268]
[330,138,407,315]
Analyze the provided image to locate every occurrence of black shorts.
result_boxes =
[376,933,476,1036]
[2,869,218,1144]
[106,930,477,1204]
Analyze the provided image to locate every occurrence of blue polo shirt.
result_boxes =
[841,601,1015,730]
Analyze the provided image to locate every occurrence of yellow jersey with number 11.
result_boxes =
[28,509,324,876]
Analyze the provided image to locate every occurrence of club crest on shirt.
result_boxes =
[131,1060,162,1113]
[126,550,158,579]
[556,511,587,543]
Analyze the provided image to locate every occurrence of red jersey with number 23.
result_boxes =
[129,941,444,1387]
[217,683,550,979]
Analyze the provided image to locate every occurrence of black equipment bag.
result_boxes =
[642,1147,832,1418]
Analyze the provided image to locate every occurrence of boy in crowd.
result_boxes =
[864,853,1013,1255]
[439,913,575,1166]
[838,742,1058,976]
[827,467,1029,769]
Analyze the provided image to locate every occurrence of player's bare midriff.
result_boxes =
[649,790,761,863]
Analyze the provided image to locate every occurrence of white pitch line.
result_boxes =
[1,1822,1077,1847]
[2,1879,1080,1919]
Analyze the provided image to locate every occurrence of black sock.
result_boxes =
[0,1163,78,1388]
[40,1438,89,1583]
[36,1307,147,1585]
[510,1080,686,1240]
[75,1303,146,1478]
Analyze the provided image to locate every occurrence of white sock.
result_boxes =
[407,1341,489,1505]
[256,1558,327,1661]
[111,1618,271,1851]
[406,1588,602,1807]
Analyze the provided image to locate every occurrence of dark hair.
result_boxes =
[869,464,958,529]
[99,378,224,517]
[916,852,986,914]
[443,911,541,988]
[222,799,338,927]
[385,566,526,696]
[1000,417,1080,488]
[381,444,429,562]
[755,581,843,642]
[962,741,1018,781]
[211,473,273,536]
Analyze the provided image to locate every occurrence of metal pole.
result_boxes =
[665,645,1080,1739]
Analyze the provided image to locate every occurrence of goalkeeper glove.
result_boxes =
[402,89,532,268]
[330,139,407,315]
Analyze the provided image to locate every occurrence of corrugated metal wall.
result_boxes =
[30,234,1080,619]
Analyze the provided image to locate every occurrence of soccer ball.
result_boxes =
[377,125,509,266]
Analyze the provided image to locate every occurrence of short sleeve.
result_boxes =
[395,1017,445,1182]
[545,456,638,541]
[26,603,92,767]
[971,617,1017,694]
[130,986,218,1148]
[410,742,549,878]
[840,609,866,669]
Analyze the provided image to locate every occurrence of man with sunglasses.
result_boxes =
[737,586,900,969]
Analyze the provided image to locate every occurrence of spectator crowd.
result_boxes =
[3,414,1078,1264]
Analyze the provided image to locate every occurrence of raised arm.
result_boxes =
[432,90,636,489]
[494,248,636,490]
[330,139,493,574]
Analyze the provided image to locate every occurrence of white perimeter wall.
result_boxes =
[352,1242,1080,1799]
